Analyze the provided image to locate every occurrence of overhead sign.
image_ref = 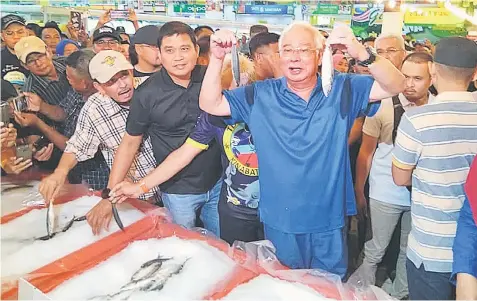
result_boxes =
[242,5,292,15]
[404,8,464,25]
[311,3,352,15]
[173,4,206,14]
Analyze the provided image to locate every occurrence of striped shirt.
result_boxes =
[23,58,70,132]
[65,92,159,200]
[392,91,477,273]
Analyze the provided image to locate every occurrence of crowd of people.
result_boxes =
[1,9,477,300]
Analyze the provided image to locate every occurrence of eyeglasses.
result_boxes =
[103,70,129,87]
[280,47,317,58]
[139,44,159,51]
[95,39,120,46]
[376,48,404,55]
[25,53,47,67]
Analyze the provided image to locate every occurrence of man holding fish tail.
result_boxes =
[199,22,405,278]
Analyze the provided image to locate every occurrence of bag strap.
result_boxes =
[392,95,405,145]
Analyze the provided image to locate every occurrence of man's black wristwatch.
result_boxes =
[358,47,377,67]
[101,188,111,200]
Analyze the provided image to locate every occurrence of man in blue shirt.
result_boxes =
[199,22,405,278]
[452,156,477,300]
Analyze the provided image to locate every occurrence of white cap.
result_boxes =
[89,50,133,84]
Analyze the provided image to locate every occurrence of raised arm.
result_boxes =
[199,30,236,116]
[327,26,405,101]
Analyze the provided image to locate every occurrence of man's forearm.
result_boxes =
[107,134,142,188]
[56,152,78,174]
[40,103,66,122]
[142,144,202,190]
[368,56,406,97]
[355,150,373,194]
[199,57,224,112]
[36,119,68,150]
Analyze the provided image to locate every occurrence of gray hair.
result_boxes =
[65,49,95,79]
[279,21,325,51]
[375,33,405,50]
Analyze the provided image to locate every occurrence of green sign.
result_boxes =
[173,4,206,14]
[312,3,352,15]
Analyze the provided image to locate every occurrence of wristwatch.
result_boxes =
[139,181,149,194]
[358,47,377,67]
[101,188,111,200]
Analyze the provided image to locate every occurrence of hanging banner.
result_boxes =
[238,5,293,15]
[404,7,465,25]
[351,5,384,39]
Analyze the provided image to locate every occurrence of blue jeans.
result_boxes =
[264,224,348,279]
[406,259,455,300]
[162,180,222,236]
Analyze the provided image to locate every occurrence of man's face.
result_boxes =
[1,23,28,50]
[24,52,55,77]
[401,61,432,102]
[376,37,406,69]
[160,33,198,80]
[41,28,61,55]
[66,66,89,94]
[63,43,79,57]
[93,37,120,53]
[279,27,321,84]
[136,44,161,67]
[254,42,281,79]
[96,70,134,104]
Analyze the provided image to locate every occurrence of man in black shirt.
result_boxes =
[1,14,29,87]
[129,25,161,88]
[107,22,223,235]
[14,36,70,169]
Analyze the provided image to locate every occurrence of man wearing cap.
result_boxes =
[392,37,477,300]
[39,50,159,235]
[1,14,29,85]
[15,37,69,129]
[92,26,121,53]
[129,25,161,88]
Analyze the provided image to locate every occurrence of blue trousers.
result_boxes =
[406,259,455,300]
[162,180,222,237]
[264,224,348,278]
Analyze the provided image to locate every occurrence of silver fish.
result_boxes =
[321,44,334,97]
[46,199,55,238]
[130,257,169,282]
[120,257,188,292]
[1,184,34,193]
[231,44,241,87]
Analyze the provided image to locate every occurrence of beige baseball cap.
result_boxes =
[14,36,47,64]
[89,50,133,84]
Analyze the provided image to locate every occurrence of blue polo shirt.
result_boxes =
[223,74,376,233]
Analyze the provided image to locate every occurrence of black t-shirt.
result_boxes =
[127,66,222,194]
[133,68,155,88]
[1,47,29,85]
